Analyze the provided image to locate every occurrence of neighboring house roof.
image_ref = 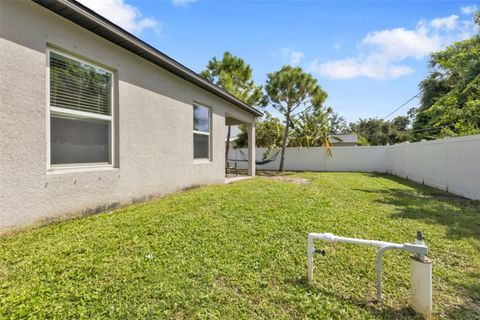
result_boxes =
[328,134,358,144]
[32,0,262,117]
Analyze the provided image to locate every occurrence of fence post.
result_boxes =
[444,137,449,192]
[247,123,255,177]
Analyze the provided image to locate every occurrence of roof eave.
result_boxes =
[32,0,263,117]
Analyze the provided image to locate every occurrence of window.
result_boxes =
[48,50,114,168]
[193,104,211,160]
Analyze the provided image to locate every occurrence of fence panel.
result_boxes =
[445,136,480,199]
[228,134,480,199]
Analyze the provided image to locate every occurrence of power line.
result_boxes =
[380,74,453,121]
[382,92,421,120]
[374,68,451,121]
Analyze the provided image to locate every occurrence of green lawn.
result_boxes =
[1,172,479,319]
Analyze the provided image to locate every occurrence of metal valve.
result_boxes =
[416,230,425,242]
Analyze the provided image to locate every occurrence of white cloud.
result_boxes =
[279,47,304,66]
[459,20,477,40]
[77,0,161,34]
[289,51,304,65]
[333,42,341,50]
[172,0,197,7]
[310,56,415,80]
[362,24,442,60]
[460,5,478,15]
[430,15,459,30]
[311,14,474,80]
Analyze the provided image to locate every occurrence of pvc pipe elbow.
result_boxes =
[308,232,335,242]
[322,233,335,242]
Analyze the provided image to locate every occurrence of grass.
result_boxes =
[1,172,479,319]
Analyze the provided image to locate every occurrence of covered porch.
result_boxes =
[225,115,255,182]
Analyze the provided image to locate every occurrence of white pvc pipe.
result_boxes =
[307,232,429,304]
[308,233,402,248]
[307,235,315,282]
[376,245,403,302]
[411,256,432,317]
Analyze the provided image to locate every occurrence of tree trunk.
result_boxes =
[279,115,290,172]
[225,125,232,171]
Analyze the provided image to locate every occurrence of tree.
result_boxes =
[328,111,348,134]
[390,116,412,143]
[200,52,265,167]
[412,13,480,139]
[350,117,411,145]
[411,72,450,140]
[350,118,388,145]
[238,109,333,157]
[289,109,331,148]
[236,112,284,159]
[265,66,327,171]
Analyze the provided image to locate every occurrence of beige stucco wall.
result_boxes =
[0,1,255,232]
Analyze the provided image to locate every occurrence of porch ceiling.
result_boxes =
[225,117,248,126]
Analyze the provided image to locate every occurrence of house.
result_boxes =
[328,134,358,146]
[0,0,261,232]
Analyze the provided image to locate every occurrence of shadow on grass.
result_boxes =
[354,174,480,241]
[463,272,480,301]
[354,174,480,318]
[286,277,421,319]
[442,274,480,320]
[452,272,480,318]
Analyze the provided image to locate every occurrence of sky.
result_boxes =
[77,0,479,123]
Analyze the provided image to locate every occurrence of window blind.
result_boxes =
[50,52,112,116]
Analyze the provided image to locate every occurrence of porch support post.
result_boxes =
[247,123,255,177]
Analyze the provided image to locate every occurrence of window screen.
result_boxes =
[51,115,110,165]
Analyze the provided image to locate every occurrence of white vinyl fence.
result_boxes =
[229,134,480,200]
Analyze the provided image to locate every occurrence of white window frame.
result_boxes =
[193,103,212,161]
[46,48,115,171]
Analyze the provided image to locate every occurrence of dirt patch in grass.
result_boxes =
[264,176,310,184]
[257,170,300,177]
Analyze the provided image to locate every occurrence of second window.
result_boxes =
[193,104,211,160]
